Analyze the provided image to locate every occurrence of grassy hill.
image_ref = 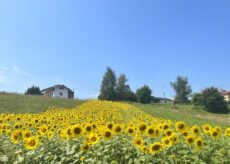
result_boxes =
[0,93,229,128]
[0,92,84,113]
[132,103,230,128]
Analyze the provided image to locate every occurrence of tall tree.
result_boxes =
[116,74,129,100]
[136,85,152,104]
[98,67,117,100]
[25,85,42,95]
[170,76,192,103]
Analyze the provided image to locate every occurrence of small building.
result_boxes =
[152,96,174,104]
[41,84,74,99]
[223,91,230,102]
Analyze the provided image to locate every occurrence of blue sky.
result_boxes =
[0,0,230,99]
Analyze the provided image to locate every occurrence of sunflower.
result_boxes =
[107,122,114,130]
[126,126,135,136]
[149,142,162,154]
[185,135,195,145]
[59,129,67,139]
[102,129,113,140]
[38,125,48,136]
[224,128,230,137]
[195,137,204,149]
[163,123,171,130]
[13,122,22,130]
[65,127,72,138]
[133,136,143,148]
[92,123,97,129]
[138,123,147,133]
[84,124,93,134]
[154,127,161,137]
[213,126,222,133]
[33,118,40,124]
[3,123,11,134]
[210,129,220,139]
[181,130,189,137]
[11,131,20,144]
[81,142,91,152]
[190,126,200,135]
[113,124,123,134]
[47,132,55,140]
[202,124,212,133]
[175,121,186,132]
[146,127,155,138]
[71,124,82,138]
[89,133,99,144]
[24,137,39,150]
[22,130,32,139]
[161,137,172,147]
[164,129,173,137]
[141,146,149,154]
[170,134,178,144]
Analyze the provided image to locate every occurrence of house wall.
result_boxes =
[160,100,174,104]
[52,87,69,98]
[224,95,230,102]
[43,90,53,97]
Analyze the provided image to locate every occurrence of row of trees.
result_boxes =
[98,67,229,113]
[98,67,152,103]
[98,67,193,104]
[25,85,42,95]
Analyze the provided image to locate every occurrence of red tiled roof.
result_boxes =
[223,91,230,95]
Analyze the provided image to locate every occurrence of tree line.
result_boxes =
[98,67,229,113]
[98,67,152,103]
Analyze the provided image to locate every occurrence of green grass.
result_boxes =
[131,102,230,128]
[0,92,84,114]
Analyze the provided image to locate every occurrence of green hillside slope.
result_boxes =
[0,92,84,113]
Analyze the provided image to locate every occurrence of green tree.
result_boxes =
[25,85,42,95]
[192,87,228,113]
[116,74,136,101]
[170,76,192,103]
[116,74,128,100]
[136,85,152,104]
[98,67,117,100]
[125,89,137,102]
[191,93,203,106]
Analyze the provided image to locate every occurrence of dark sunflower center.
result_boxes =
[91,137,97,142]
[115,127,121,132]
[139,125,147,131]
[105,131,111,138]
[74,127,81,134]
[30,140,36,147]
[128,129,134,133]
[148,129,154,134]
[152,144,161,151]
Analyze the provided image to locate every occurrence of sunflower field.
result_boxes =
[0,101,229,163]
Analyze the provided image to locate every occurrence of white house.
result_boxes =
[223,91,230,102]
[41,85,74,99]
[152,97,174,104]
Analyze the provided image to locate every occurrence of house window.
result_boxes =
[59,87,64,90]
[60,92,63,96]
